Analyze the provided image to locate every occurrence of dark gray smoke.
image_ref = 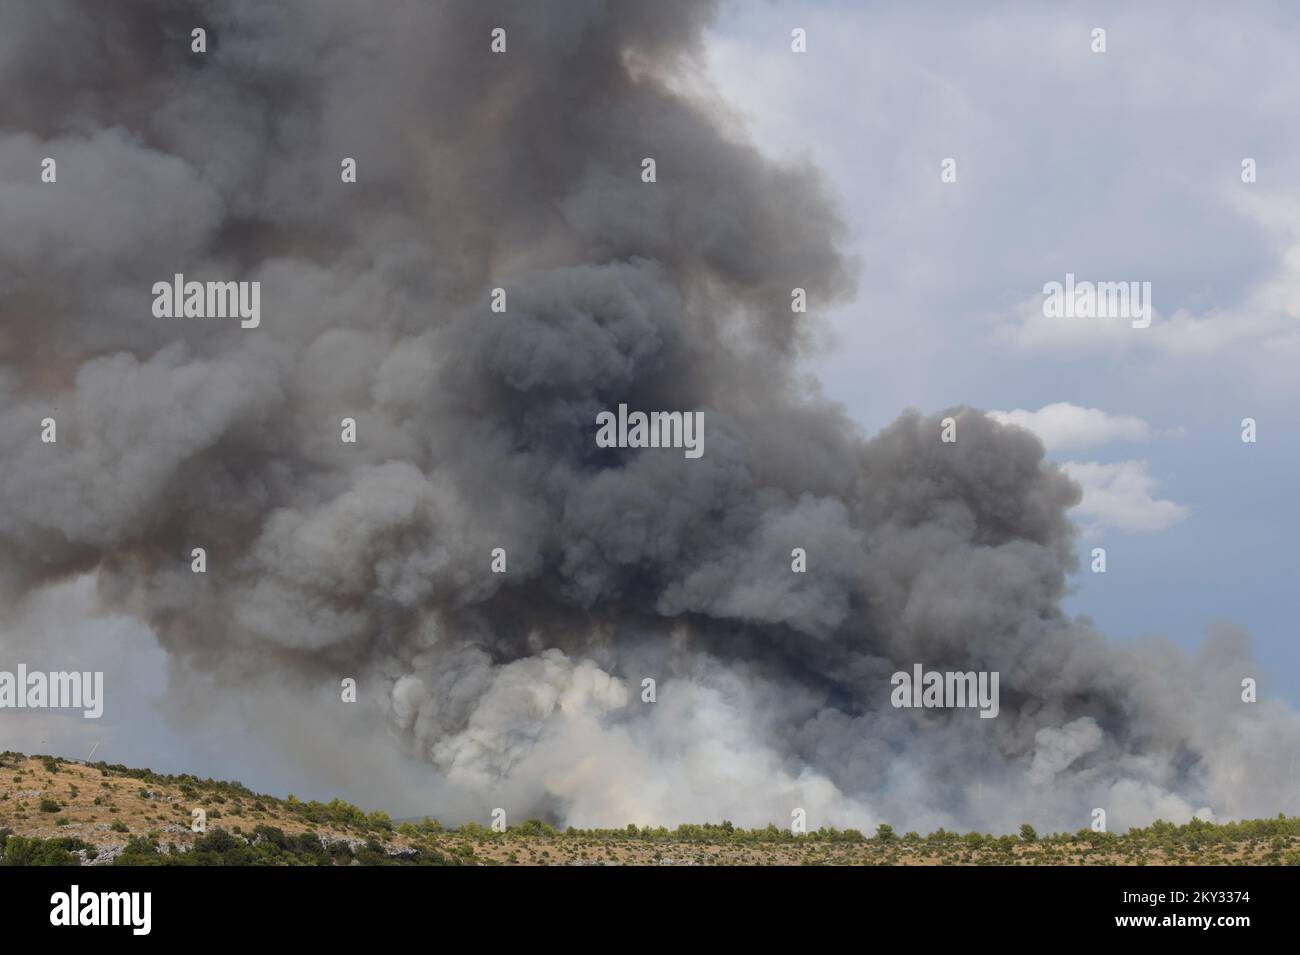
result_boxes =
[1,0,1296,832]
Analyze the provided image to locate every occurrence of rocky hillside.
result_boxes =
[2,752,1298,865]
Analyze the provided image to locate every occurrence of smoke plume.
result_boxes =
[1,0,1296,833]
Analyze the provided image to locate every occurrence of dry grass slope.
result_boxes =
[2,752,1298,866]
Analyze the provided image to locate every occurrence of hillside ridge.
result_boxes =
[2,752,1298,866]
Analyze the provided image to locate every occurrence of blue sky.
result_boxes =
[707,0,1300,705]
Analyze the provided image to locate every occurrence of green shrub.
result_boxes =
[2,835,87,866]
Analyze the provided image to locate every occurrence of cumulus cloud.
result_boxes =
[988,403,1155,451]
[1061,460,1189,534]
[994,189,1300,370]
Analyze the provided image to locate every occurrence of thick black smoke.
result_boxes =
[1,0,1295,831]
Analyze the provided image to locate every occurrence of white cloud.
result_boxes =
[1061,460,1189,535]
[995,189,1300,365]
[988,402,1153,451]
